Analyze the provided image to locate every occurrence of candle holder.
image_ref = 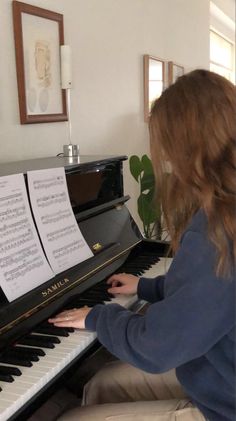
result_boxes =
[60,45,79,157]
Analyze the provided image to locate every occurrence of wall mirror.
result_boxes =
[143,55,165,122]
[168,61,184,85]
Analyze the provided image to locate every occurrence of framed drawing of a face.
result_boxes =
[12,1,67,124]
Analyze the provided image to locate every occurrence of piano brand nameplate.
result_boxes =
[0,173,54,302]
[41,277,70,298]
[27,167,94,273]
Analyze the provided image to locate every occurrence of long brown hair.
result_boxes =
[149,69,236,277]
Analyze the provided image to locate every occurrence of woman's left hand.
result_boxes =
[48,306,91,329]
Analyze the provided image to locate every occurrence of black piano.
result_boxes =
[0,155,170,420]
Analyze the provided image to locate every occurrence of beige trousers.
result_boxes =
[58,360,206,421]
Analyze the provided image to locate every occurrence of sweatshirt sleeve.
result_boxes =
[137,275,166,302]
[85,230,235,373]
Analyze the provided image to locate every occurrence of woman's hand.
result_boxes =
[48,306,91,329]
[107,273,139,295]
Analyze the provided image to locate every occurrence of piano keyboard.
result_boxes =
[0,257,172,421]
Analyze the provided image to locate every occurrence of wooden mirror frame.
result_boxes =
[168,61,184,85]
[143,55,165,122]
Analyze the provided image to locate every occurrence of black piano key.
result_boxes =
[139,255,160,263]
[0,373,14,383]
[6,348,39,362]
[118,269,143,275]
[33,325,69,337]
[97,279,112,286]
[119,266,149,273]
[130,256,159,264]
[121,263,151,269]
[91,280,114,293]
[93,282,109,289]
[18,338,55,349]
[14,346,46,357]
[28,334,60,344]
[0,365,21,376]
[18,334,59,349]
[84,290,112,300]
[81,289,107,297]
[69,292,100,301]
[40,321,74,333]
[100,294,112,301]
[0,355,32,367]
[136,254,159,259]
[80,295,110,303]
[72,299,104,307]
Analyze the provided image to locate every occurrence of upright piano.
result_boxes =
[0,155,171,420]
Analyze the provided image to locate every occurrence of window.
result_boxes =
[210,30,235,83]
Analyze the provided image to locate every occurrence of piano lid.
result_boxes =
[0,155,142,349]
[0,154,129,220]
[0,155,128,177]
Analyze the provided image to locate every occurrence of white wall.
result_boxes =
[210,0,235,42]
[212,0,235,21]
[0,0,210,225]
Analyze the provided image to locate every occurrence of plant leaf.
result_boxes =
[141,155,154,176]
[138,194,158,225]
[130,154,162,239]
[129,155,143,182]
[140,173,155,193]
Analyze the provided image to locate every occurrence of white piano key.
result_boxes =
[142,257,172,278]
[0,392,30,419]
[0,393,19,404]
[0,391,25,421]
[0,383,28,395]
[107,293,137,307]
[0,403,11,421]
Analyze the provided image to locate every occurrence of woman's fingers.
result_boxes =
[107,273,139,295]
[107,273,125,285]
[107,285,126,294]
[49,307,80,321]
[108,280,120,288]
[48,306,91,329]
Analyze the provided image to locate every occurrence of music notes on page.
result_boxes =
[27,167,93,274]
[0,174,54,302]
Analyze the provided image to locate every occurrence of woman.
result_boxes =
[49,70,236,421]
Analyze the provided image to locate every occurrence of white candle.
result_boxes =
[60,45,72,89]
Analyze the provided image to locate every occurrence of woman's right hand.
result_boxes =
[107,273,139,295]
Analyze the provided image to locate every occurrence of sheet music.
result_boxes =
[27,167,93,273]
[0,174,54,302]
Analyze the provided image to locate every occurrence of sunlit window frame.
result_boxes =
[210,28,235,84]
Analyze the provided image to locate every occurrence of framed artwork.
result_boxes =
[168,61,184,85]
[12,1,67,124]
[143,55,165,122]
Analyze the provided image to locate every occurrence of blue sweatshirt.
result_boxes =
[85,210,236,421]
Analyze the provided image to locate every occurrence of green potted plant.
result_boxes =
[129,154,162,239]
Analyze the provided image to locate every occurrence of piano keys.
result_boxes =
[0,155,171,420]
